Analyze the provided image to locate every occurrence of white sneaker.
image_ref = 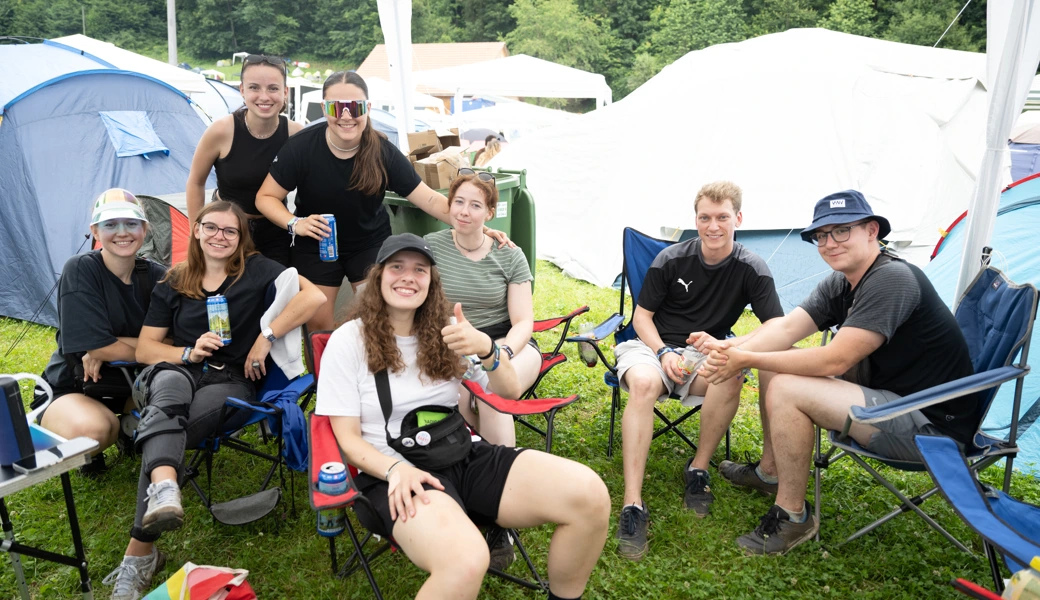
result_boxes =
[102,548,167,600]
[141,479,183,535]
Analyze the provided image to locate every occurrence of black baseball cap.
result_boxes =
[800,190,891,243]
[376,233,436,265]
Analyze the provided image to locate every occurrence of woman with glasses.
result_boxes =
[255,71,510,332]
[34,189,168,473]
[103,201,325,600]
[423,171,539,446]
[186,54,303,266]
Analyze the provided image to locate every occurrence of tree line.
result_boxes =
[0,0,986,101]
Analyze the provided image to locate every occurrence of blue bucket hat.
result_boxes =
[800,190,891,243]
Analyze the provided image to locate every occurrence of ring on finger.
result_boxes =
[251,360,261,368]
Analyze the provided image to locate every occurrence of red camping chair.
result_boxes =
[306,331,548,597]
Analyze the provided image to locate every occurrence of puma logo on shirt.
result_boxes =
[677,278,692,292]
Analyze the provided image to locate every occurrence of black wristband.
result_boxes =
[477,338,496,360]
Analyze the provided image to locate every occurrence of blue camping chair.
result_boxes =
[916,435,1040,594]
[565,227,732,459]
[813,266,1038,549]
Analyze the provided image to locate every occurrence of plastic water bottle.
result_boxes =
[577,322,598,367]
[1003,557,1040,600]
[677,346,706,385]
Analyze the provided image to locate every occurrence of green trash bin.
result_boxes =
[383,168,536,283]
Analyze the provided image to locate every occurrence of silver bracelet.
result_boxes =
[384,460,403,480]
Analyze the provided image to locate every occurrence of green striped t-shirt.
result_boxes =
[425,228,533,329]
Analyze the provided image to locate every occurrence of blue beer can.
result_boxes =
[206,295,232,345]
[318,462,348,495]
[318,214,338,262]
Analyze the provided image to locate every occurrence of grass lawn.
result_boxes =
[3,260,1039,598]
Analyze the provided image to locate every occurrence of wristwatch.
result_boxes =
[261,327,276,343]
[655,346,678,359]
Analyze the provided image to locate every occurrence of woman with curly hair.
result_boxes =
[316,233,610,600]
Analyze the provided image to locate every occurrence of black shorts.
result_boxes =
[34,385,128,424]
[352,440,527,537]
[250,218,291,267]
[292,239,383,286]
[478,321,540,352]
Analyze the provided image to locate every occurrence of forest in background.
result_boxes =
[0,0,988,100]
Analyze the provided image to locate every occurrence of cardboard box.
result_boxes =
[415,146,468,189]
[406,128,462,163]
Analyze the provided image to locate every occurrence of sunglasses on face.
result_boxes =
[99,220,144,233]
[458,168,495,182]
[243,54,286,72]
[199,222,240,240]
[322,100,369,119]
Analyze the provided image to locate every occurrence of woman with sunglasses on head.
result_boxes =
[103,201,325,600]
[255,71,511,333]
[186,54,303,266]
[317,233,609,600]
[34,189,168,474]
[423,170,538,446]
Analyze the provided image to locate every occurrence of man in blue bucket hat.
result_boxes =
[695,190,981,555]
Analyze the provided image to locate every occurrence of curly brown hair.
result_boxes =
[349,262,466,383]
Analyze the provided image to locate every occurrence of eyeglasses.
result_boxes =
[243,54,286,73]
[322,100,369,119]
[199,222,240,240]
[99,220,143,233]
[458,168,495,182]
[808,223,864,246]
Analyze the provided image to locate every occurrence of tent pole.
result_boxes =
[167,0,177,65]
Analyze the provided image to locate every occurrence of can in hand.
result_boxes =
[318,214,338,262]
[318,462,348,495]
[317,507,346,537]
[206,294,232,345]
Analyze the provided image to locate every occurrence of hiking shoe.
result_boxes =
[117,415,139,457]
[683,458,714,517]
[616,503,649,561]
[142,479,184,536]
[103,547,167,600]
[719,459,778,496]
[486,526,516,571]
[736,502,819,556]
[79,453,109,478]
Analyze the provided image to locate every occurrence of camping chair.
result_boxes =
[916,435,1040,595]
[306,331,547,597]
[564,227,732,459]
[812,266,1038,550]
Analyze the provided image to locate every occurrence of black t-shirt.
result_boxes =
[637,239,784,347]
[144,254,286,368]
[268,125,422,253]
[799,253,981,443]
[42,251,168,390]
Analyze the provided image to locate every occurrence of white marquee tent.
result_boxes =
[455,100,577,141]
[491,28,990,306]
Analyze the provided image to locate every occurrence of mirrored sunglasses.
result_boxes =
[458,168,495,182]
[322,100,368,119]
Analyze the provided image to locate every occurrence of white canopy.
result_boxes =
[454,100,577,141]
[363,76,445,112]
[53,34,208,93]
[412,54,612,109]
[491,28,990,289]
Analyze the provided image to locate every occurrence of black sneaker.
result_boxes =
[485,526,516,571]
[683,458,714,517]
[719,459,778,496]
[616,503,649,561]
[736,502,819,555]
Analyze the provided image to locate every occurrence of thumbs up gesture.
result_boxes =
[441,303,494,357]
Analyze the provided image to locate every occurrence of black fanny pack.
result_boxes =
[78,363,140,402]
[375,370,472,471]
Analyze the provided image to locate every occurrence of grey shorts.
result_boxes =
[859,386,943,461]
[615,339,706,405]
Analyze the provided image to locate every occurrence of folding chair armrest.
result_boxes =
[308,413,362,510]
[462,380,579,416]
[107,361,140,367]
[846,366,1027,427]
[565,312,624,343]
[260,373,315,403]
[226,395,281,416]
[532,305,590,333]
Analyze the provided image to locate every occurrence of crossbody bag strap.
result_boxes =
[374,370,396,443]
[134,258,152,314]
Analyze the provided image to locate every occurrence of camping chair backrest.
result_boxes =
[309,331,333,380]
[616,228,676,345]
[954,267,1038,427]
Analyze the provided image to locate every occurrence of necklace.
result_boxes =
[455,232,487,252]
[326,129,361,153]
[243,114,276,139]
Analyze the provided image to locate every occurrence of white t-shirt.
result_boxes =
[315,319,489,465]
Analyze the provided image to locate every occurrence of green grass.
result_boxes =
[3,260,1039,598]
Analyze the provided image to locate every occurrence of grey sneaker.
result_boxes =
[683,459,714,517]
[486,526,516,571]
[102,548,167,600]
[142,479,184,536]
[616,503,649,561]
[719,459,778,496]
[736,502,819,555]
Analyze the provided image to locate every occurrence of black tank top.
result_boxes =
[214,112,290,215]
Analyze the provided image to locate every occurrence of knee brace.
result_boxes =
[133,404,187,452]
[132,363,196,411]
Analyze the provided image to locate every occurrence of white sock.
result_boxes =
[755,465,778,484]
[624,502,644,512]
[784,506,807,523]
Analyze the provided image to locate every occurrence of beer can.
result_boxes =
[206,295,232,345]
[318,462,348,495]
[318,214,338,262]
[317,507,346,537]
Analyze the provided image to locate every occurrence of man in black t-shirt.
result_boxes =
[615,181,784,561]
[700,190,980,556]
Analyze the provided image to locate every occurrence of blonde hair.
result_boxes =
[475,139,501,167]
[694,180,743,214]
